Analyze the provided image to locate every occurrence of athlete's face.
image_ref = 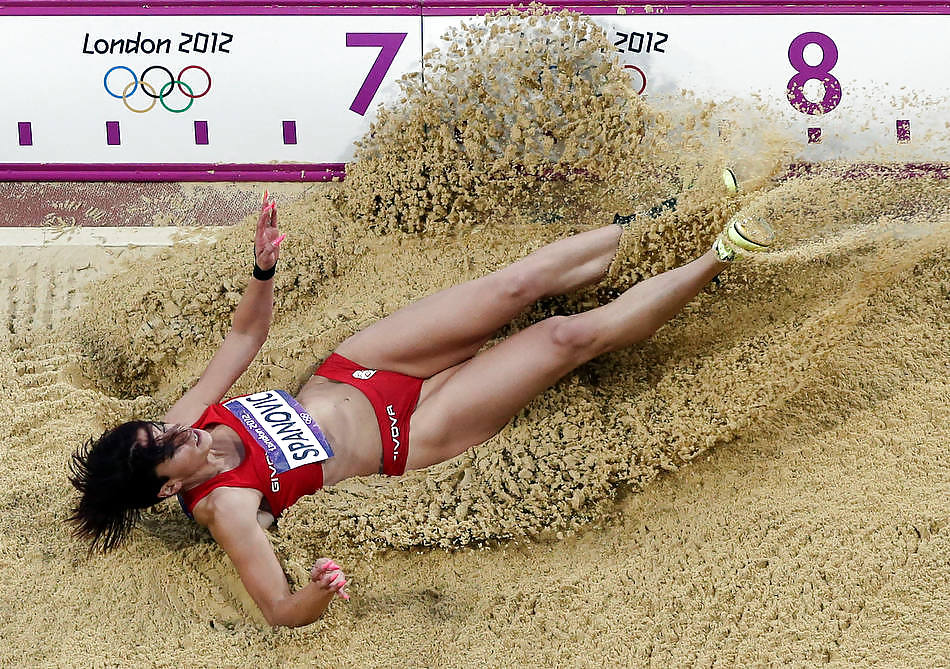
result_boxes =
[150,424,212,495]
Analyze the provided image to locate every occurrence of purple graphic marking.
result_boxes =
[421,3,950,16]
[0,3,423,17]
[194,120,209,145]
[346,32,407,116]
[3,2,947,18]
[282,120,297,145]
[896,119,911,143]
[106,121,120,145]
[17,122,32,146]
[787,32,842,116]
[808,127,822,144]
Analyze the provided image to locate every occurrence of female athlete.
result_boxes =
[69,191,773,627]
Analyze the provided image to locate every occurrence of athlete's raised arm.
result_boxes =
[165,193,283,426]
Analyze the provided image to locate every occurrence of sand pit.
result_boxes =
[2,8,949,666]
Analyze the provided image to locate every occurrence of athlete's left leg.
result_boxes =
[406,249,728,470]
[333,225,623,378]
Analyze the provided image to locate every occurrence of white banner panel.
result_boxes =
[1,3,948,179]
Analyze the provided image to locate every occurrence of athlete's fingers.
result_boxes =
[255,201,273,251]
[254,219,282,270]
[311,558,333,578]
[256,201,274,234]
[310,559,342,582]
[267,197,277,227]
[258,196,273,223]
[318,569,344,588]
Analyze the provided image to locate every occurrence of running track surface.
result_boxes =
[0,164,945,229]
[0,182,266,228]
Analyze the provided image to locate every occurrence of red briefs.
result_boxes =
[314,353,425,476]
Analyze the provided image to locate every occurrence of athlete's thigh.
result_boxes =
[335,266,535,378]
[406,317,587,470]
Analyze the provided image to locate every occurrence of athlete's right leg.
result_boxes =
[333,225,623,378]
[407,248,730,469]
[408,208,778,469]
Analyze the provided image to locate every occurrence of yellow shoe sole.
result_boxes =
[727,216,775,252]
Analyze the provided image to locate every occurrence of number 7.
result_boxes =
[346,32,407,116]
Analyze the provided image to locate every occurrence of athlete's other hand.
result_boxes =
[311,558,349,600]
[254,189,283,271]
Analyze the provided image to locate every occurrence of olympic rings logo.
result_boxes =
[622,64,647,95]
[103,65,212,113]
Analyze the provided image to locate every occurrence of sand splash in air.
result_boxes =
[1,7,949,666]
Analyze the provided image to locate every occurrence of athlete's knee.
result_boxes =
[495,265,543,304]
[546,315,601,357]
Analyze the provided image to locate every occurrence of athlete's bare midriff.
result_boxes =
[295,375,383,484]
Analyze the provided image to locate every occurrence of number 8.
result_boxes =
[786,32,842,115]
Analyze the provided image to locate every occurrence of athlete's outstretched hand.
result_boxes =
[254,189,284,272]
[311,557,350,600]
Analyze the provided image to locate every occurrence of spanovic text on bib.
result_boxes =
[223,390,333,473]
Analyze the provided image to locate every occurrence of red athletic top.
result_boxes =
[177,402,324,518]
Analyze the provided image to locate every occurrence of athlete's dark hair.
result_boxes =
[68,420,189,552]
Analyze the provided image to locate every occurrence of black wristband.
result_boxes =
[253,261,276,281]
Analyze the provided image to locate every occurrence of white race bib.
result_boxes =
[223,390,333,473]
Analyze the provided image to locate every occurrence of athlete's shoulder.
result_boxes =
[163,394,212,427]
[193,485,262,526]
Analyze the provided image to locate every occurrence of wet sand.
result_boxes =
[1,8,948,667]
